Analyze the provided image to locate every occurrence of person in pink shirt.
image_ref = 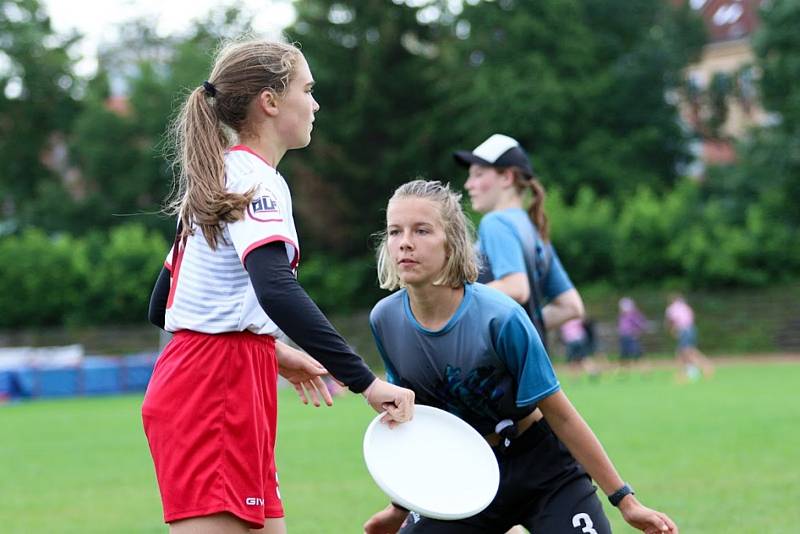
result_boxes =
[561,318,586,357]
[664,294,714,381]
[618,297,648,370]
[560,318,600,378]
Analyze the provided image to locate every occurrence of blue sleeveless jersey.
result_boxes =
[476,208,573,301]
[369,283,560,435]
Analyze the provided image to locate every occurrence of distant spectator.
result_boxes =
[618,297,648,368]
[665,294,714,381]
[561,318,587,361]
[560,318,600,379]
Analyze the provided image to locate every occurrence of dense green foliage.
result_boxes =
[0,225,167,327]
[3,364,800,532]
[1,189,797,329]
[0,0,80,228]
[550,181,800,288]
[0,229,86,325]
[284,0,705,251]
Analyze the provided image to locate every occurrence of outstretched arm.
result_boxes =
[245,242,414,423]
[245,242,377,392]
[538,391,678,533]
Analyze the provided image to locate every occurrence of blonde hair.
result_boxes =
[166,38,302,248]
[376,179,479,291]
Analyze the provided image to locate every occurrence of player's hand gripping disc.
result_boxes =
[363,404,500,520]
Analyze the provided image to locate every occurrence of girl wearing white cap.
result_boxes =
[454,134,588,534]
[453,133,585,345]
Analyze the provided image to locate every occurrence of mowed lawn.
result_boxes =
[1,360,799,533]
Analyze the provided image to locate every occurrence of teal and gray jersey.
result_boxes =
[369,283,560,436]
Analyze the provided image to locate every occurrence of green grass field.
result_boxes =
[1,360,799,533]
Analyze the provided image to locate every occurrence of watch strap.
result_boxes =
[608,483,634,507]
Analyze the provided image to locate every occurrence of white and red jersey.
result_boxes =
[164,145,299,336]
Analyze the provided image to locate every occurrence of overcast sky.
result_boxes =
[42,0,296,75]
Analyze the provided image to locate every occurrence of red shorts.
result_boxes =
[142,330,283,528]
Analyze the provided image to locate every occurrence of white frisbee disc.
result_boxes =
[363,404,500,520]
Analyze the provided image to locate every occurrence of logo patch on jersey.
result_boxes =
[252,191,279,213]
[248,189,284,222]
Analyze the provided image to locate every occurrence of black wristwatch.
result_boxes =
[608,483,634,507]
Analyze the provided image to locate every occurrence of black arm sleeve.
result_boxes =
[148,266,170,329]
[244,242,377,393]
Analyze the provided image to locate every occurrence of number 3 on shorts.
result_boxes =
[572,512,599,534]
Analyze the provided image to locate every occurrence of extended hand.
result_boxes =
[363,503,408,534]
[275,341,333,407]
[619,496,678,534]
[363,378,415,427]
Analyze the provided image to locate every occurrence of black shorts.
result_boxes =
[566,341,588,362]
[398,419,611,534]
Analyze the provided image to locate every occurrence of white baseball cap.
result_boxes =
[453,134,535,177]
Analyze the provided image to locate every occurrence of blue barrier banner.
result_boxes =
[0,352,157,402]
[37,368,80,397]
[83,358,122,395]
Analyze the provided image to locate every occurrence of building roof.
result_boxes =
[688,0,765,43]
[104,95,131,116]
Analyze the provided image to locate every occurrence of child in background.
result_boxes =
[561,318,587,364]
[454,134,584,346]
[665,294,714,381]
[560,318,601,380]
[618,297,648,371]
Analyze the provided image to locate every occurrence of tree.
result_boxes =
[439,0,704,200]
[753,0,800,132]
[67,7,257,236]
[710,0,800,227]
[284,0,447,259]
[0,0,81,229]
[699,0,800,277]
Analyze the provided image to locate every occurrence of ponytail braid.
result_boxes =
[508,167,550,242]
[527,178,549,242]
